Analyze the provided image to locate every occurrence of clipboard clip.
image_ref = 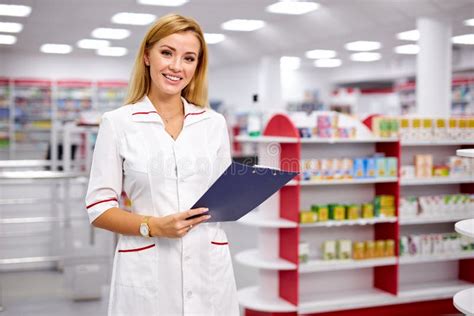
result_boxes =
[252,164,279,176]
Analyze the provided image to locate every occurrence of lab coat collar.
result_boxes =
[131,96,210,126]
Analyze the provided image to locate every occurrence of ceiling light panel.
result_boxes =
[266,1,319,15]
[0,22,23,33]
[452,34,474,45]
[464,18,474,26]
[137,0,188,6]
[305,49,336,59]
[280,56,301,70]
[397,30,419,41]
[204,33,226,44]
[0,34,16,45]
[77,39,110,49]
[97,47,128,57]
[92,28,130,40]
[112,12,156,25]
[314,58,342,68]
[40,44,72,54]
[394,44,419,55]
[345,41,381,51]
[221,19,265,32]
[0,4,31,17]
[350,52,381,62]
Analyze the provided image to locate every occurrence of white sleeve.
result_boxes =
[85,113,123,223]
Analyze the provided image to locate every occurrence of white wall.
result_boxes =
[281,67,333,106]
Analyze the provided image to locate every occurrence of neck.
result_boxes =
[147,88,183,115]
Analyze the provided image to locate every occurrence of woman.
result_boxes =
[85,14,239,316]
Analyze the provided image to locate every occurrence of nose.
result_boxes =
[169,57,182,72]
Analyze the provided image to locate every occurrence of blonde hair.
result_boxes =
[125,14,208,107]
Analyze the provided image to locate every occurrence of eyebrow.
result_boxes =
[159,44,198,56]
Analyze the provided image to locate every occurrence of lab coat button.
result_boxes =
[184,255,191,261]
[187,291,193,298]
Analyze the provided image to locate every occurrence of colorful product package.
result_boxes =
[364,158,376,178]
[337,240,352,260]
[322,240,336,260]
[353,242,365,260]
[385,240,395,257]
[341,158,354,179]
[312,205,328,222]
[365,241,375,259]
[329,204,346,221]
[386,157,398,177]
[353,158,365,178]
[362,203,374,218]
[299,241,310,263]
[300,211,317,223]
[346,204,361,220]
[375,240,385,257]
[415,154,433,178]
[376,157,387,177]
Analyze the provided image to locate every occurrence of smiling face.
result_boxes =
[144,31,201,99]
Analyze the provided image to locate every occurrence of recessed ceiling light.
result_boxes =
[77,39,110,49]
[305,49,336,59]
[280,56,301,70]
[221,19,265,32]
[397,30,419,41]
[314,58,342,68]
[0,22,23,33]
[345,41,381,51]
[394,44,419,55]
[452,34,474,45]
[266,1,319,15]
[204,33,226,44]
[137,0,188,6]
[97,47,128,57]
[464,18,474,26]
[40,44,72,54]
[0,34,16,45]
[0,4,31,17]
[350,52,381,62]
[112,12,156,25]
[92,28,130,40]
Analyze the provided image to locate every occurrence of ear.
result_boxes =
[143,51,150,66]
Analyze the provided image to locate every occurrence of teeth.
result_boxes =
[163,74,181,81]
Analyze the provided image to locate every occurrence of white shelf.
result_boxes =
[398,280,473,302]
[300,217,397,228]
[238,212,298,228]
[299,137,398,144]
[401,176,474,186]
[298,177,398,186]
[453,288,474,315]
[400,214,474,225]
[299,257,397,273]
[402,140,474,146]
[457,149,474,158]
[455,219,474,238]
[235,135,298,143]
[235,249,297,271]
[399,252,474,265]
[299,288,395,314]
[238,286,297,313]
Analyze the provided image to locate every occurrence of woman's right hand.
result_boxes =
[150,208,210,238]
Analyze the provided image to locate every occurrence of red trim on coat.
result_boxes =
[118,244,156,253]
[184,111,205,119]
[86,198,118,209]
[132,111,158,115]
[211,241,229,245]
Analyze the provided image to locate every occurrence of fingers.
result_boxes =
[181,207,209,221]
[183,214,211,227]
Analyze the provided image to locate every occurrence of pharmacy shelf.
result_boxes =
[238,286,297,313]
[297,177,398,186]
[299,288,396,314]
[300,217,397,228]
[455,219,474,238]
[235,249,297,270]
[238,212,297,228]
[401,176,474,186]
[399,252,474,265]
[299,257,397,273]
[453,288,474,315]
[398,280,473,302]
[400,213,474,225]
[235,135,298,143]
[402,140,474,146]
[299,137,398,144]
[457,149,474,158]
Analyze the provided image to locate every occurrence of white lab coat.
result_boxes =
[85,96,239,316]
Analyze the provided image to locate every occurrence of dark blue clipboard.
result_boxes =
[189,161,298,222]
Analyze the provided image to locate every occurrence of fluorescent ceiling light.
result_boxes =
[452,34,474,45]
[221,19,265,32]
[394,44,419,55]
[0,34,16,45]
[350,52,381,62]
[314,58,342,68]
[112,12,156,25]
[0,22,23,33]
[305,49,336,59]
[0,4,31,17]
[345,41,381,51]
[464,18,474,26]
[137,0,188,6]
[266,1,319,15]
[77,39,110,49]
[397,30,419,41]
[40,44,72,54]
[204,33,225,44]
[92,28,130,40]
[97,47,128,57]
[280,56,301,70]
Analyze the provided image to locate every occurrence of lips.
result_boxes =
[162,73,182,82]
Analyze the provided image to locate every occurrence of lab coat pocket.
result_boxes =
[115,236,158,289]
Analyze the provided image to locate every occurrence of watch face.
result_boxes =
[140,224,149,237]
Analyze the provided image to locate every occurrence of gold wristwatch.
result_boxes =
[139,216,151,237]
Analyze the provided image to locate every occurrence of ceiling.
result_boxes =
[0,0,473,68]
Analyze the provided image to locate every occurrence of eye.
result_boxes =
[185,56,196,63]
[161,50,172,57]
